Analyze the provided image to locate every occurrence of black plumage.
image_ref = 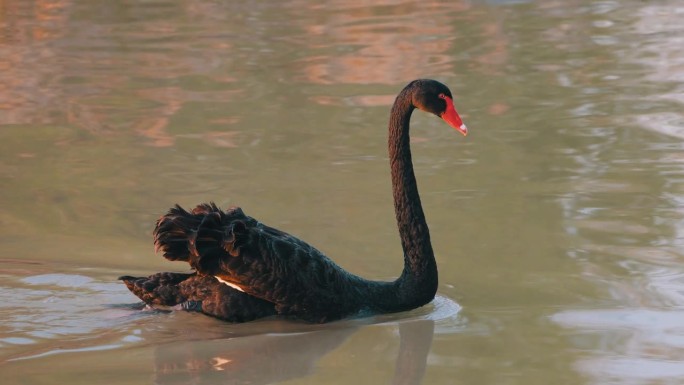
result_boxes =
[120,79,467,323]
[119,273,276,322]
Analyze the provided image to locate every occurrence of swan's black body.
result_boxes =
[120,272,276,322]
[120,79,466,323]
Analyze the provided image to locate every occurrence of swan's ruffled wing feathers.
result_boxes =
[153,203,251,267]
[153,203,364,322]
[154,204,206,260]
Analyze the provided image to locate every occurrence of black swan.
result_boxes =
[120,79,467,323]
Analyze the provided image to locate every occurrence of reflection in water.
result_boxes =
[152,327,355,385]
[623,3,684,140]
[550,2,684,385]
[0,0,245,147]
[552,308,684,383]
[391,321,435,385]
[152,320,434,385]
[290,0,467,86]
[0,260,452,384]
[0,0,512,139]
[0,1,67,125]
[2,0,684,384]
[0,267,142,362]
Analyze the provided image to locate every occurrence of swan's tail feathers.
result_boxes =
[153,203,251,270]
[119,272,192,306]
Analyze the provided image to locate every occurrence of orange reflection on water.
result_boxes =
[0,0,67,123]
[291,0,470,85]
[0,0,517,143]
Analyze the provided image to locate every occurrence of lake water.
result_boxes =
[1,0,684,384]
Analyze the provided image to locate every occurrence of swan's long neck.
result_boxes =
[365,86,438,312]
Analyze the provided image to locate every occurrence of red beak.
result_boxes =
[441,95,468,136]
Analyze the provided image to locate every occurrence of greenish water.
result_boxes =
[1,1,683,384]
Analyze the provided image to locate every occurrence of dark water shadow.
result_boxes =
[151,319,435,385]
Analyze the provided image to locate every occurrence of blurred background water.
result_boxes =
[1,0,683,384]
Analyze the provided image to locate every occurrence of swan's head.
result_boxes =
[411,79,468,136]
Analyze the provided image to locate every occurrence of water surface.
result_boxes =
[1,1,683,384]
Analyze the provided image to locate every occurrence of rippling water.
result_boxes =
[1,0,684,384]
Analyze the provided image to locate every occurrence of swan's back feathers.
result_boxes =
[153,203,369,322]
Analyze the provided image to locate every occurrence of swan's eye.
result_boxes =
[438,93,446,100]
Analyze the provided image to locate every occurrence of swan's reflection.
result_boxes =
[392,320,435,385]
[152,320,434,385]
